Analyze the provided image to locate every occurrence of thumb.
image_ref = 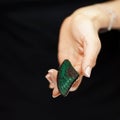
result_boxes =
[82,35,101,78]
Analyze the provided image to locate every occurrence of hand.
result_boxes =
[45,6,101,98]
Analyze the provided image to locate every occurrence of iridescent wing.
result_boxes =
[57,59,79,96]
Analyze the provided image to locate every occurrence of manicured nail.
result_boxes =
[45,74,50,79]
[85,66,91,78]
[45,74,53,83]
[48,69,54,73]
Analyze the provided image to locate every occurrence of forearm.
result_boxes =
[72,0,120,31]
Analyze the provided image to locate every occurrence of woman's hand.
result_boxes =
[45,0,120,98]
[45,6,102,98]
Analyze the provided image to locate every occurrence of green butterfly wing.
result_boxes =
[57,59,79,96]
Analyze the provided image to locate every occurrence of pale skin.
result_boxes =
[45,0,120,98]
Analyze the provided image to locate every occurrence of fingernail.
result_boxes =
[45,74,50,79]
[45,74,53,83]
[85,66,92,78]
[48,69,54,73]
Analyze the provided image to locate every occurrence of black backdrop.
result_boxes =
[0,0,120,120]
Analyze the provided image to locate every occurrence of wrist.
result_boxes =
[94,4,117,31]
[72,5,106,32]
[72,3,117,32]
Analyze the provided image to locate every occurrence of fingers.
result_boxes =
[45,69,61,98]
[45,74,55,89]
[82,32,101,78]
[45,68,83,98]
[69,15,101,78]
[52,86,61,98]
